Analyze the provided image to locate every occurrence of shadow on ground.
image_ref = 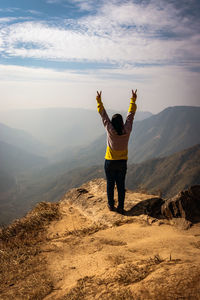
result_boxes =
[124,185,200,224]
[124,197,165,219]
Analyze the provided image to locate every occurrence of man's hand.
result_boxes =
[96,91,102,102]
[131,89,137,102]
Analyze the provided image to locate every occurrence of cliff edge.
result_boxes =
[1,178,200,299]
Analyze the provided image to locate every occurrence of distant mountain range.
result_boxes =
[0,123,48,196]
[0,122,45,156]
[44,106,200,171]
[128,106,200,162]
[0,140,47,175]
[1,106,199,164]
[1,143,199,225]
[0,105,199,225]
[39,143,200,201]
[38,143,200,205]
[0,107,153,155]
[126,143,200,197]
[0,140,48,197]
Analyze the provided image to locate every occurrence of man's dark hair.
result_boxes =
[111,114,124,135]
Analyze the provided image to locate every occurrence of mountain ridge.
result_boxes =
[1,143,199,225]
[127,143,200,197]
[0,122,46,156]
[0,107,153,155]
[49,105,200,167]
[0,105,199,225]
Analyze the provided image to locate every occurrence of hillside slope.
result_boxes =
[126,143,200,197]
[29,143,200,203]
[129,106,200,162]
[0,108,152,152]
[0,139,47,195]
[1,179,200,300]
[1,144,199,225]
[0,122,45,155]
[47,106,200,169]
[0,140,47,175]
[0,141,48,224]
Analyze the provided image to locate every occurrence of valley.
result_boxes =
[0,106,200,225]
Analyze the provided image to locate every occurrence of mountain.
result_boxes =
[126,143,200,197]
[133,110,153,121]
[32,144,200,208]
[0,139,48,201]
[42,143,200,201]
[0,140,48,224]
[1,144,199,225]
[0,163,104,225]
[0,141,47,175]
[0,105,199,225]
[0,170,15,193]
[129,106,200,162]
[60,105,200,166]
[1,106,198,164]
[0,107,153,155]
[0,122,46,156]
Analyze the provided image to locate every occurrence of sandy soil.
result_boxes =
[42,178,200,300]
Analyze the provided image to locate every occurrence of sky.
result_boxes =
[0,0,200,113]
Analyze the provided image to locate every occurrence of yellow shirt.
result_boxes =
[97,98,136,160]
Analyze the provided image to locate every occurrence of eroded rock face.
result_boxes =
[127,197,164,219]
[161,185,200,223]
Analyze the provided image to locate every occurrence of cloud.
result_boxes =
[46,0,61,3]
[68,0,97,11]
[0,0,200,112]
[0,17,17,23]
[46,0,100,11]
[0,7,20,13]
[1,63,200,113]
[0,0,199,69]
[0,20,199,68]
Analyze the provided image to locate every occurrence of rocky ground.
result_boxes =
[43,179,200,300]
[0,178,200,299]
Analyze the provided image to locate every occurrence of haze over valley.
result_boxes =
[0,105,200,224]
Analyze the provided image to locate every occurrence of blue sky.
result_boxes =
[0,0,200,113]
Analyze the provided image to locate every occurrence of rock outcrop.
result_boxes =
[65,179,200,225]
[161,185,200,223]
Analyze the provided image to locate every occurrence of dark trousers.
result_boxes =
[104,159,127,209]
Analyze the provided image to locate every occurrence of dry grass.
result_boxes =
[60,275,134,300]
[65,223,108,237]
[60,256,165,300]
[0,201,60,300]
[106,254,126,267]
[191,240,200,249]
[99,238,127,246]
[115,257,163,286]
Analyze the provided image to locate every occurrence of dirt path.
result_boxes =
[42,179,200,300]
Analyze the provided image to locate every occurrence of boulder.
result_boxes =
[161,185,200,223]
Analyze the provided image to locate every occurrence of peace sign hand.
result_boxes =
[96,91,102,102]
[131,89,137,101]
